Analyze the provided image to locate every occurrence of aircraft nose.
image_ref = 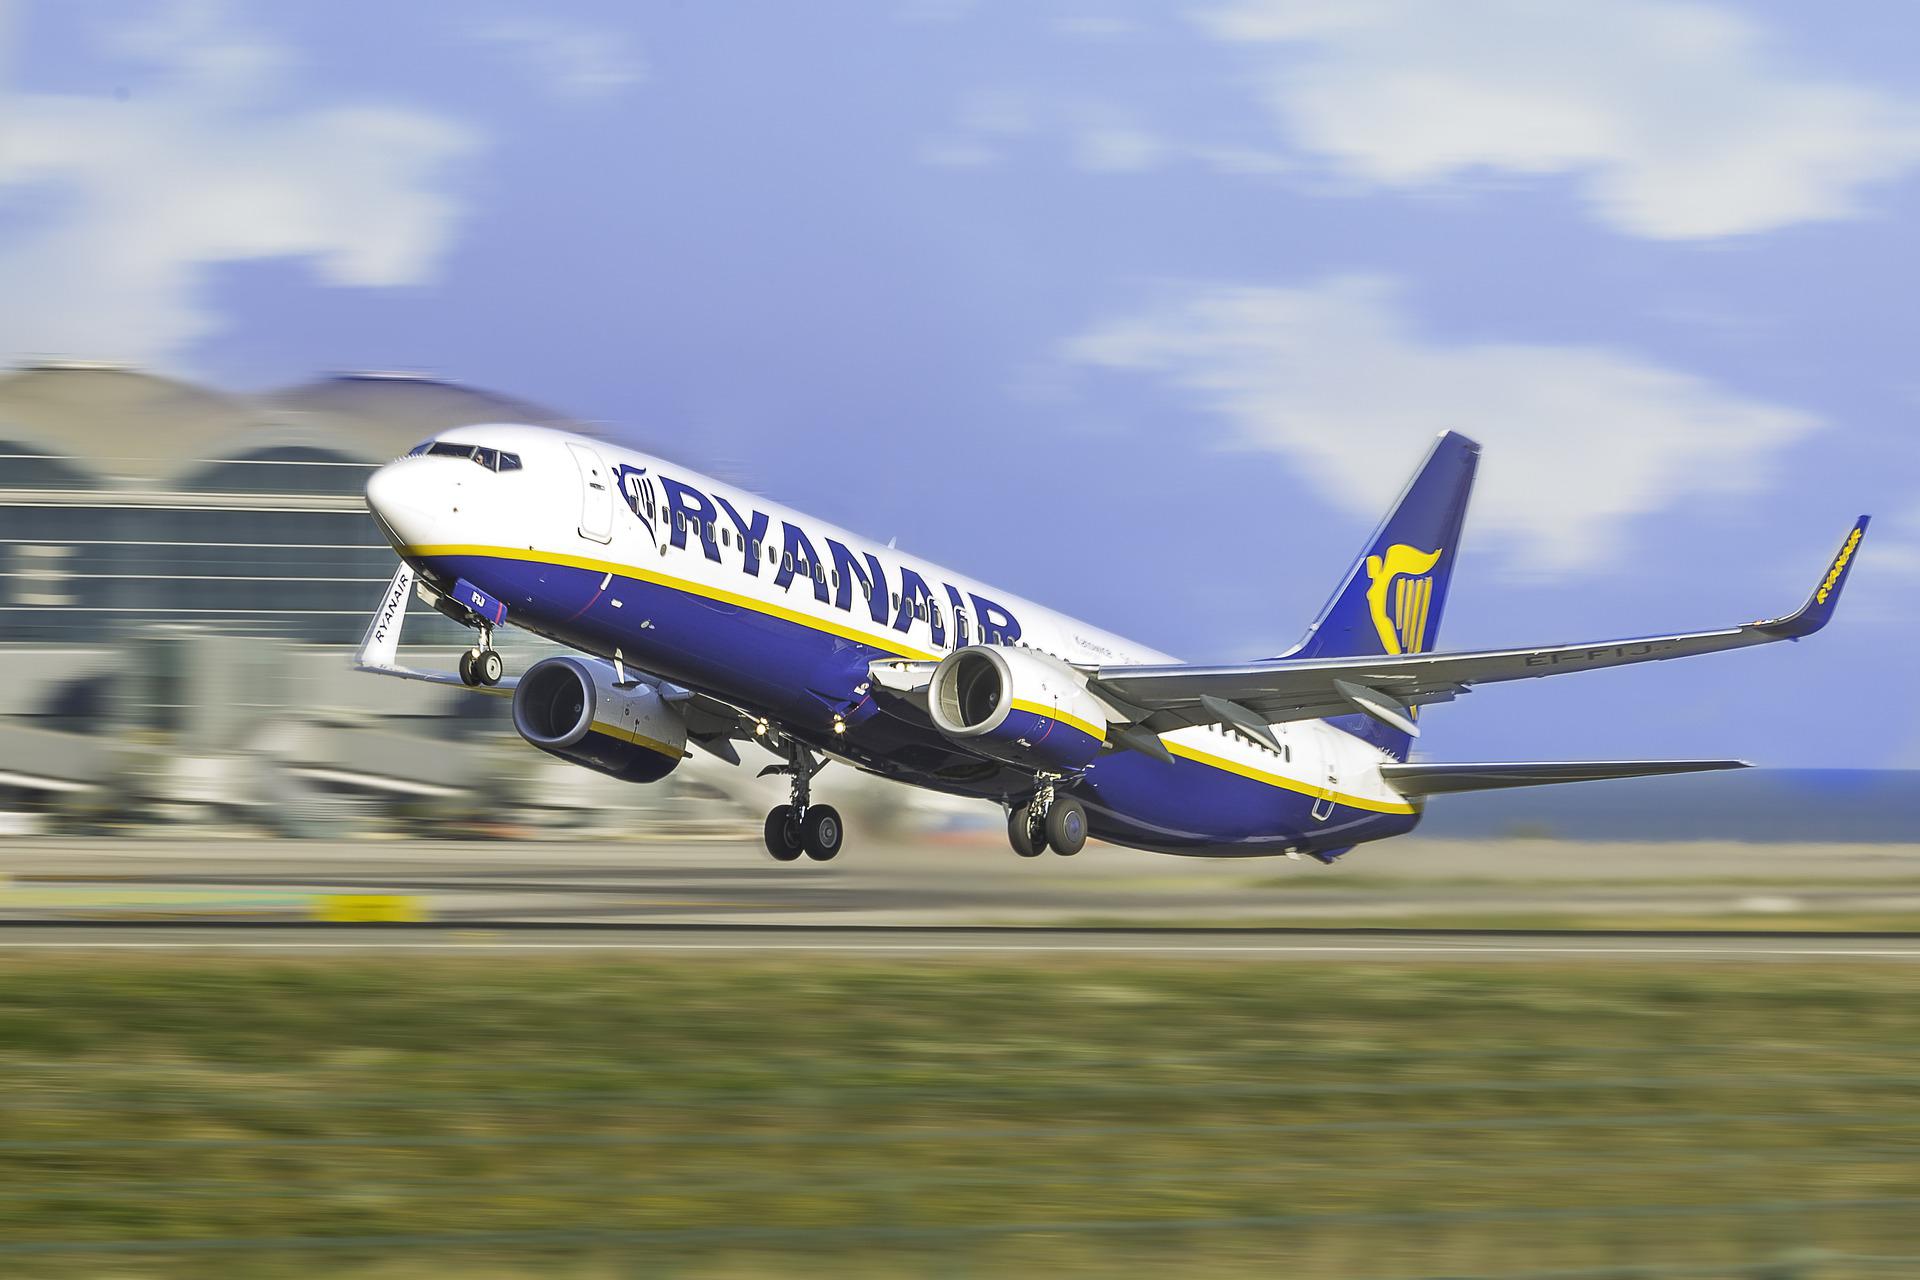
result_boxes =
[365,459,437,551]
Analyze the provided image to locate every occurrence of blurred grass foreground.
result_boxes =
[0,957,1915,1278]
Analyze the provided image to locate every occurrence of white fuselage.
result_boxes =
[365,423,1416,853]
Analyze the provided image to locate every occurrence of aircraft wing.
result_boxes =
[1090,517,1868,740]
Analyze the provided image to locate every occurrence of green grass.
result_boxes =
[0,957,1916,1278]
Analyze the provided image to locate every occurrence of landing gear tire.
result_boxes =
[1008,806,1048,858]
[476,649,504,686]
[763,805,804,862]
[801,805,843,862]
[457,651,480,687]
[1045,795,1088,857]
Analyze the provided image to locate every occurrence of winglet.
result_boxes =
[1754,516,1869,639]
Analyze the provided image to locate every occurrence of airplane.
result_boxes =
[357,425,1867,863]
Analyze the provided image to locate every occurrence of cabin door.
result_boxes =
[568,443,614,544]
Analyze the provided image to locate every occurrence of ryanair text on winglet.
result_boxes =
[1816,525,1864,605]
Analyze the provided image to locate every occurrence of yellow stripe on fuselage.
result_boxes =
[410,543,1408,814]
[407,543,935,661]
[1164,740,1415,815]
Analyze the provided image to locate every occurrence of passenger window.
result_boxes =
[783,552,794,574]
[767,544,777,565]
[890,592,900,610]
[674,512,686,534]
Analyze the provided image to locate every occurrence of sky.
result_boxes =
[2,0,1916,767]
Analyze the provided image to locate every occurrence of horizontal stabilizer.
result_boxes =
[1382,759,1748,798]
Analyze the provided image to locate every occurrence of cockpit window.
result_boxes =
[407,440,522,472]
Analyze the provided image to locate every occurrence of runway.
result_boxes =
[2,922,1918,959]
[1,834,1915,957]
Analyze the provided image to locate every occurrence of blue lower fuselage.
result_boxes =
[417,549,1419,858]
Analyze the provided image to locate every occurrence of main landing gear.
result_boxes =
[760,735,843,863]
[457,625,504,688]
[1008,779,1087,859]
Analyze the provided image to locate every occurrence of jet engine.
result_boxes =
[511,656,688,783]
[926,646,1110,773]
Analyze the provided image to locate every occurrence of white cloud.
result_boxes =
[923,90,1266,177]
[1070,123,1165,173]
[920,88,1035,168]
[1195,0,1920,239]
[0,1,477,369]
[1875,508,1920,579]
[1066,277,1821,572]
[919,139,1000,169]
[476,18,646,103]
[1055,16,1140,40]
[1190,143,1292,176]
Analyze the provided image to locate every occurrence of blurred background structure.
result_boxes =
[0,363,976,839]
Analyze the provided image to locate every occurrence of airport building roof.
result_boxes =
[0,363,591,643]
[0,364,581,489]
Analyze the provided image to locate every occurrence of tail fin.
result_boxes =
[1284,431,1479,662]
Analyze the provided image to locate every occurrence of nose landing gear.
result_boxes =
[759,733,843,862]
[456,625,505,688]
[425,577,508,688]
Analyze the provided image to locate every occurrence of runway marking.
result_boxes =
[0,941,1916,958]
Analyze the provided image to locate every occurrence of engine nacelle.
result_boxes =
[511,656,689,783]
[926,645,1109,773]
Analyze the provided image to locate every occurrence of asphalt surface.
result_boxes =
[0,922,1916,959]
[0,833,1915,950]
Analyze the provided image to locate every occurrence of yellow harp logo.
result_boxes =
[1366,544,1443,656]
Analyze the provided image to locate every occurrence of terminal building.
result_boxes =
[0,363,789,835]
[0,363,578,644]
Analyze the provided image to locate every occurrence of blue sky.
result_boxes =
[5,0,1917,766]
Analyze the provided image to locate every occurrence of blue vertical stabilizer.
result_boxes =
[1284,431,1479,663]
[1280,431,1479,759]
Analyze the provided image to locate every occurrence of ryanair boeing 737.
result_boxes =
[357,426,1866,863]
